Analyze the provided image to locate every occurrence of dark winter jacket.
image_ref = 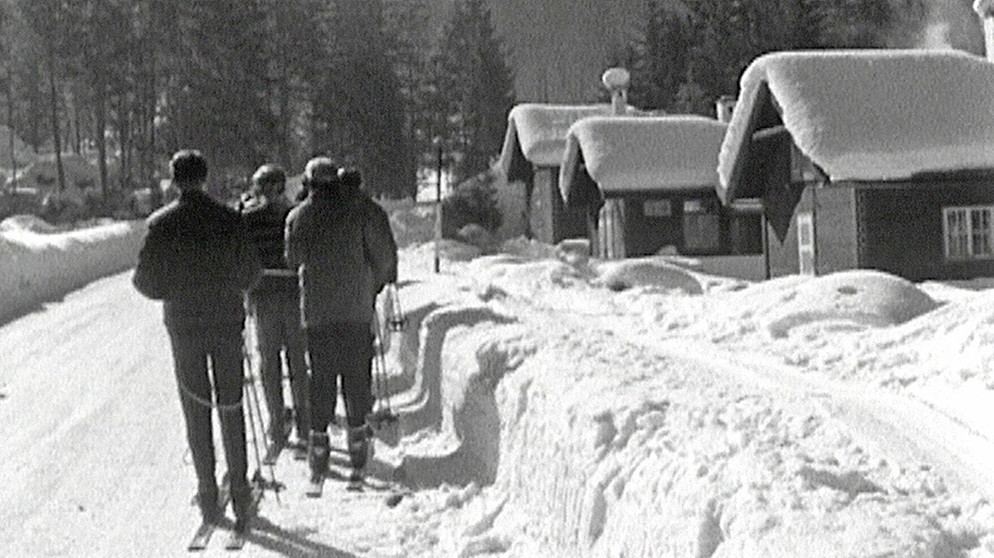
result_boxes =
[285,187,398,327]
[240,194,299,299]
[132,189,261,329]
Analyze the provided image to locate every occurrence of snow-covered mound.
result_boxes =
[762,270,940,338]
[0,217,145,323]
[377,248,993,557]
[596,257,703,294]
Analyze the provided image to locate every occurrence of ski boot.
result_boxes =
[308,431,330,481]
[346,425,372,470]
[196,481,222,524]
[230,481,254,534]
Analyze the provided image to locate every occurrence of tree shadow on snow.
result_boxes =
[244,515,360,558]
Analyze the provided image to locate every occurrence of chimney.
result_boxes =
[715,95,736,123]
[601,67,631,116]
[975,0,994,61]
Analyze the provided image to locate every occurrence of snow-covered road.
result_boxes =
[0,272,417,557]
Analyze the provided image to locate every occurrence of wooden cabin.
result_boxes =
[717,49,994,281]
[559,115,762,258]
[496,103,624,244]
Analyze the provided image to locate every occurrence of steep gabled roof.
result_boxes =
[717,49,994,203]
[559,115,728,205]
[496,104,625,182]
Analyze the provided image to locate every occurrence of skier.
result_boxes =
[285,158,398,489]
[241,164,310,457]
[132,150,261,534]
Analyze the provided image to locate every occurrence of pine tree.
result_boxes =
[615,0,903,116]
[309,0,415,199]
[433,0,516,184]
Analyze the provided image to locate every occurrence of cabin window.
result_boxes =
[943,206,994,260]
[682,199,720,252]
[643,199,671,217]
[797,211,815,275]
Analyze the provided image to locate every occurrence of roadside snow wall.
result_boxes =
[0,218,145,323]
[387,265,973,557]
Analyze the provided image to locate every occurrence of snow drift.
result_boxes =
[0,216,145,323]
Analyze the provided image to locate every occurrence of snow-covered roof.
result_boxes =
[718,49,994,203]
[496,104,627,181]
[559,115,728,204]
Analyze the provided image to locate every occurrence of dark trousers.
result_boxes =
[167,324,248,493]
[251,293,310,440]
[305,322,373,431]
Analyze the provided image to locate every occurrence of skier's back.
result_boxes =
[132,149,261,534]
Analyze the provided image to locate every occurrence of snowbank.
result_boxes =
[0,216,145,323]
[375,244,993,556]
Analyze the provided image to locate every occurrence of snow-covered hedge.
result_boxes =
[0,216,145,323]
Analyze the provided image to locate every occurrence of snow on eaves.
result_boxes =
[496,104,626,180]
[559,115,727,204]
[975,0,994,16]
[717,49,994,202]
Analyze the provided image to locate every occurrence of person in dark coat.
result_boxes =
[285,157,398,482]
[132,150,261,533]
[240,164,310,451]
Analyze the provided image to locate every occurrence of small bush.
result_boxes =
[0,190,44,222]
[441,169,502,239]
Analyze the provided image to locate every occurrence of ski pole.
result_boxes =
[242,329,282,501]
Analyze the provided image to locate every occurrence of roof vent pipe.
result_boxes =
[974,0,994,61]
[602,68,631,116]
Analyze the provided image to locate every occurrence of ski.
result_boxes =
[187,474,231,551]
[223,484,264,550]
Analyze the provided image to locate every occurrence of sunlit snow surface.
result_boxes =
[3,211,994,557]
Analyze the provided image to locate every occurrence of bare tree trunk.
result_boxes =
[72,93,81,155]
[6,65,16,193]
[279,63,292,169]
[94,84,108,196]
[46,49,65,192]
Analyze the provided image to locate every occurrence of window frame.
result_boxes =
[942,205,994,261]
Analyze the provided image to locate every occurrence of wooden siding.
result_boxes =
[856,181,994,280]
[765,186,810,277]
[813,187,859,275]
[621,194,683,256]
[530,167,587,244]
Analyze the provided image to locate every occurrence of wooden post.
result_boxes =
[433,137,443,273]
